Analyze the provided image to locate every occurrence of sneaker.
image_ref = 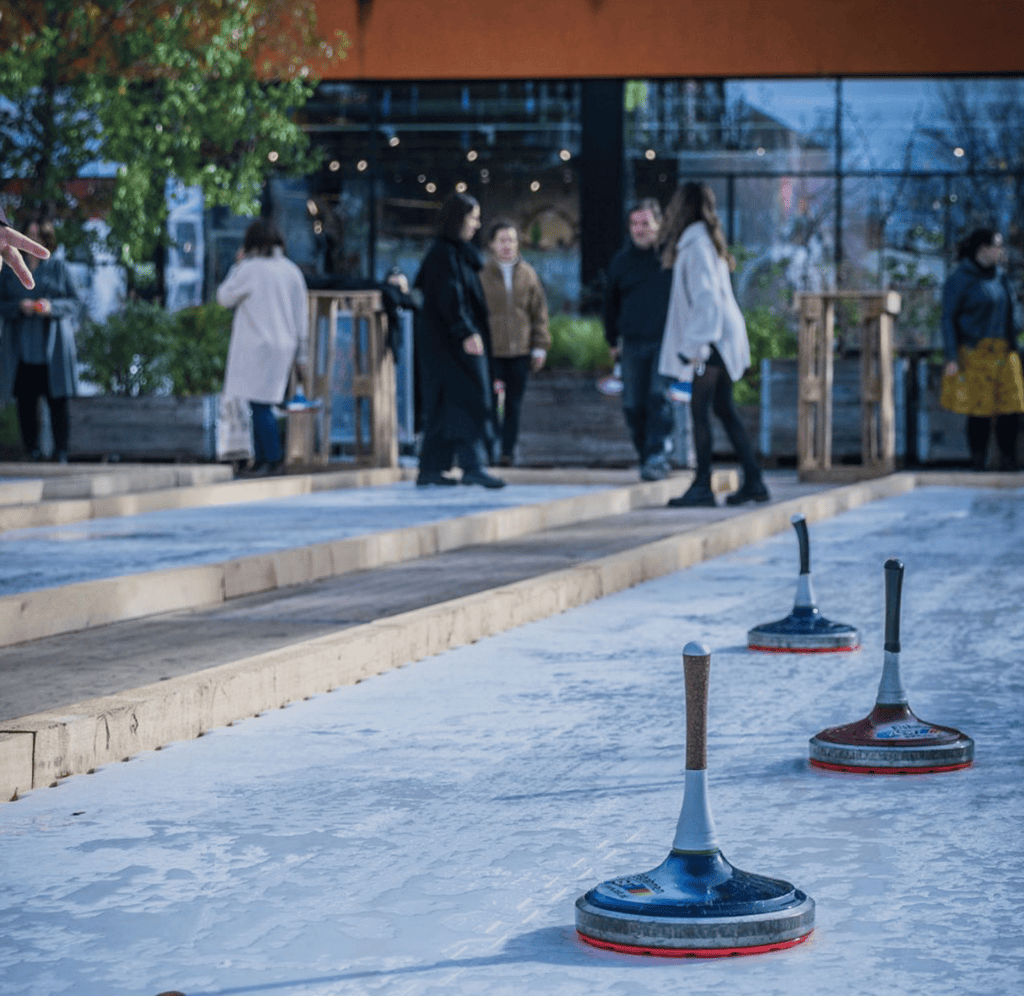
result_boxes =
[416,472,458,487]
[724,478,771,505]
[461,469,506,489]
[667,480,716,507]
[640,456,668,481]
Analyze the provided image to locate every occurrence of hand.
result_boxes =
[294,362,308,387]
[463,332,484,356]
[609,344,620,361]
[0,223,50,290]
[386,272,409,294]
[530,349,546,373]
[944,360,959,378]
[20,298,50,316]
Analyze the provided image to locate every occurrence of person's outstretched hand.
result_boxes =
[0,215,51,290]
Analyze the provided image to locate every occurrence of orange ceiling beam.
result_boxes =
[315,0,1024,80]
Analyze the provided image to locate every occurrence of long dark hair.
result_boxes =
[437,192,479,241]
[660,181,734,271]
[243,217,285,257]
[957,227,998,261]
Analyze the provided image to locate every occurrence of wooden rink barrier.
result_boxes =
[794,291,901,482]
[288,290,398,468]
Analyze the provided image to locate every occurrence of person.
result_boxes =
[0,207,51,289]
[0,218,82,462]
[216,218,308,476]
[479,219,550,466]
[658,181,769,507]
[940,227,1023,471]
[603,198,674,481]
[413,192,504,488]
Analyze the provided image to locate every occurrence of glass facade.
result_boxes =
[213,76,1022,354]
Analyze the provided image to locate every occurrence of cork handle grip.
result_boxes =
[683,642,711,771]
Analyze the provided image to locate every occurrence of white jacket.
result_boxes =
[217,248,309,404]
[658,221,750,384]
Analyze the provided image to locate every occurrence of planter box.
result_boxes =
[68,394,253,463]
[515,371,756,467]
[759,357,907,464]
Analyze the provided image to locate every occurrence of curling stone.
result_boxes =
[575,642,815,958]
[809,558,974,774]
[748,514,860,653]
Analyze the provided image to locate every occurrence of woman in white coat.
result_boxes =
[658,182,769,507]
[217,218,308,474]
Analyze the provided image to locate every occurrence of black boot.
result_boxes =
[668,477,716,508]
[725,477,771,505]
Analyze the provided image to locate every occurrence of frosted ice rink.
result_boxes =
[1,485,1022,996]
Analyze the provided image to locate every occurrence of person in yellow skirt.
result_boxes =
[940,228,1023,470]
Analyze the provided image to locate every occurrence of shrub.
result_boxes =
[546,315,612,372]
[77,300,233,397]
[163,303,233,396]
[78,299,174,396]
[735,305,797,406]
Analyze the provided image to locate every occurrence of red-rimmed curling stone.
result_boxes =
[575,642,815,957]
[748,514,860,653]
[809,558,974,774]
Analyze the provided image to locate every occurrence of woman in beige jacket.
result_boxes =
[479,220,550,465]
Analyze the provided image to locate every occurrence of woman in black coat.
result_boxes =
[413,193,504,488]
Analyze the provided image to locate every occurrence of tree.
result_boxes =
[0,1,348,297]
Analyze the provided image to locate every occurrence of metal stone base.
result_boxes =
[575,850,815,956]
[748,606,859,653]
[809,704,974,773]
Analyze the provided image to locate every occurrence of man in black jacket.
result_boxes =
[603,199,674,480]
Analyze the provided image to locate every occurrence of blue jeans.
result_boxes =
[620,339,673,463]
[250,402,282,467]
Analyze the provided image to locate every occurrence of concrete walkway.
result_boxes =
[0,481,1020,996]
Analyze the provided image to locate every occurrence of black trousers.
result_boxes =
[491,354,530,459]
[689,348,761,484]
[13,362,69,456]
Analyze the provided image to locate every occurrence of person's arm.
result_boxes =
[40,260,83,320]
[677,239,723,358]
[1002,274,1019,350]
[941,271,966,375]
[527,268,550,370]
[291,269,309,379]
[432,246,483,350]
[215,258,251,309]
[602,257,621,352]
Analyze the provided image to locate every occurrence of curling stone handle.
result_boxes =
[884,558,903,653]
[791,514,811,575]
[682,641,711,771]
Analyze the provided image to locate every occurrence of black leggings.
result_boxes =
[690,349,761,483]
[967,415,1018,467]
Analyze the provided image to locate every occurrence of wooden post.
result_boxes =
[792,291,901,482]
[292,290,397,469]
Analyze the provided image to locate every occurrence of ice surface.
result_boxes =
[1,486,1021,995]
[0,481,601,595]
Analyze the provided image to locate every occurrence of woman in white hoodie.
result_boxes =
[658,182,768,507]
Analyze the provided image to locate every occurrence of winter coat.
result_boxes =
[941,257,1018,363]
[0,257,81,403]
[603,242,672,347]
[413,237,495,441]
[217,248,309,405]
[479,257,550,358]
[658,221,750,384]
